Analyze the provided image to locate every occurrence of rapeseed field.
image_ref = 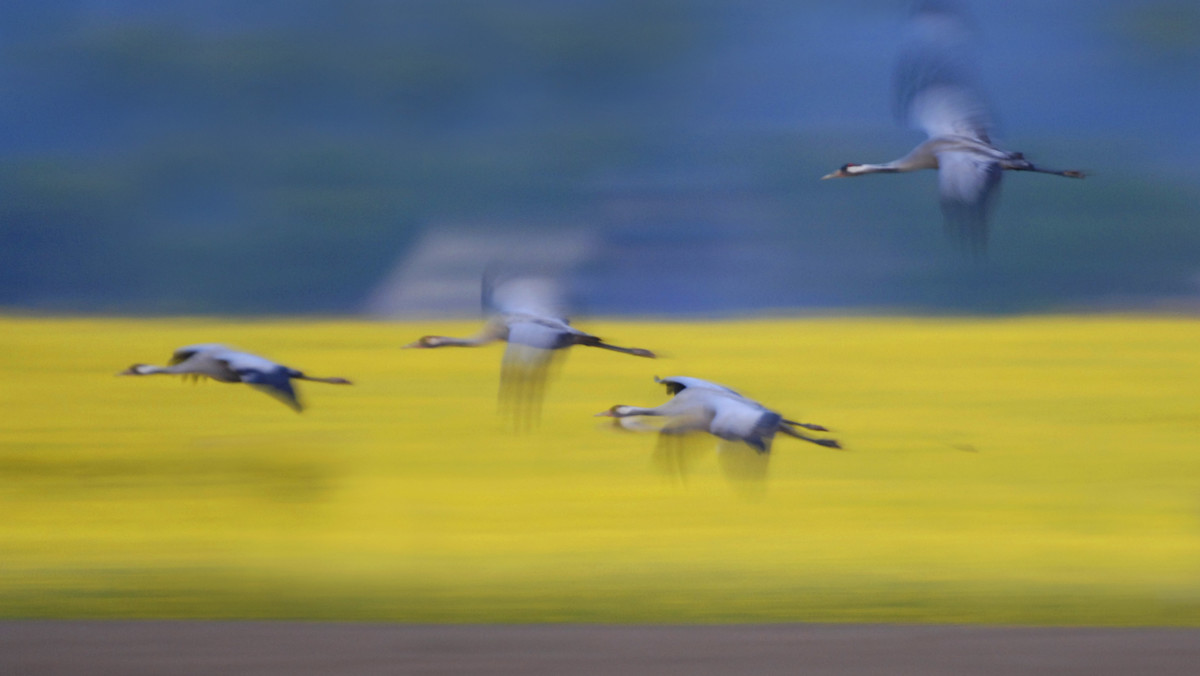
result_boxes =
[1,315,1198,624]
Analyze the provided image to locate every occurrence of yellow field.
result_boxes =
[1,315,1199,625]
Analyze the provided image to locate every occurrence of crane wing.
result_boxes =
[652,427,711,483]
[227,362,302,412]
[169,343,228,365]
[179,351,241,382]
[894,1,993,142]
[212,351,302,412]
[505,318,572,351]
[904,85,992,141]
[936,150,1003,255]
[716,441,770,497]
[654,376,742,398]
[498,324,564,429]
[485,274,568,319]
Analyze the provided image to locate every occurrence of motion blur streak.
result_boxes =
[1,316,1198,624]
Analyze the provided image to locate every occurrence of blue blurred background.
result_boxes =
[2,0,1198,315]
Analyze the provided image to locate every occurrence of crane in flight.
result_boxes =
[822,0,1084,255]
[406,272,655,427]
[119,343,351,412]
[598,376,839,487]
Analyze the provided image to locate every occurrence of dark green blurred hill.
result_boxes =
[0,1,716,313]
[1,1,1198,314]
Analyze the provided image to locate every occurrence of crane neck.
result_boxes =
[434,335,494,347]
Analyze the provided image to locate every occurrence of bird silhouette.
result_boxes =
[119,343,351,412]
[598,376,839,487]
[822,0,1084,254]
[406,272,655,427]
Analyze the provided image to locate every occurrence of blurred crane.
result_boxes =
[822,0,1084,255]
[405,272,655,427]
[598,376,839,487]
[119,343,351,412]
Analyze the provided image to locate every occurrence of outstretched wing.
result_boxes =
[498,321,566,429]
[230,364,302,412]
[651,430,711,483]
[485,273,568,320]
[654,376,742,398]
[217,350,303,412]
[169,343,229,366]
[715,441,770,499]
[894,1,993,142]
[936,150,1003,255]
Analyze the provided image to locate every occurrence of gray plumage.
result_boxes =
[406,273,655,427]
[823,0,1083,254]
[599,376,840,485]
[119,343,351,412]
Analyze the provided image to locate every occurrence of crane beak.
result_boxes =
[594,410,615,417]
[820,170,843,180]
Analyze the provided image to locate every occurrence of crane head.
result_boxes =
[821,163,860,179]
[595,404,643,418]
[403,336,443,349]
